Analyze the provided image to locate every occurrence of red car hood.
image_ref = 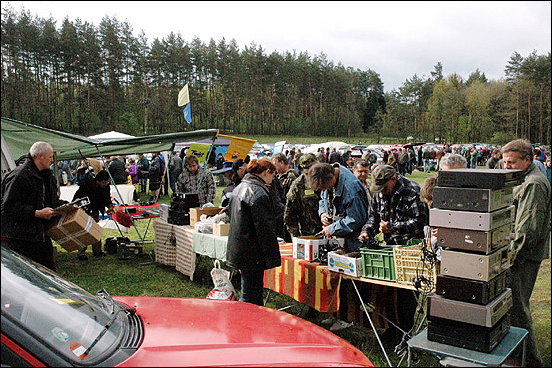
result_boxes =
[114,296,373,367]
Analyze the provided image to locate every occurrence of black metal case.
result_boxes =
[437,168,524,189]
[427,314,509,353]
[435,271,509,305]
[432,186,513,212]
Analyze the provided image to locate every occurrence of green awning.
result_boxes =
[1,117,219,161]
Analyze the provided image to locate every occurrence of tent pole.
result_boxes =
[93,147,144,242]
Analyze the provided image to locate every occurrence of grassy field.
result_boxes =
[52,169,551,367]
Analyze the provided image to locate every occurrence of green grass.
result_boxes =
[52,169,551,367]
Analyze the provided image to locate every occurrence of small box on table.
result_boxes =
[189,207,224,226]
[327,251,363,277]
[213,222,230,236]
[292,236,326,261]
[47,205,103,252]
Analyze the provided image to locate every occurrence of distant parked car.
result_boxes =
[1,246,374,367]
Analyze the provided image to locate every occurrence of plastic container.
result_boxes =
[360,247,396,281]
[393,242,438,290]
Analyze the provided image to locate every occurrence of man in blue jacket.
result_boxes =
[308,162,369,252]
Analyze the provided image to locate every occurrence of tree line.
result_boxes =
[1,7,550,146]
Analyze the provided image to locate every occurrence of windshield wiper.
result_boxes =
[96,288,115,313]
[83,302,136,356]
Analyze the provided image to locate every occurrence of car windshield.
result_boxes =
[1,247,124,363]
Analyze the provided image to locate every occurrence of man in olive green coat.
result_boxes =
[284,154,322,238]
[502,139,550,367]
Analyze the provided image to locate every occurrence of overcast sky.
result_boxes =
[4,1,551,91]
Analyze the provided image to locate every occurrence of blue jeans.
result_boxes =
[239,270,265,306]
[423,159,431,172]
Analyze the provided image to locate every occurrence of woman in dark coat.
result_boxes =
[226,158,281,305]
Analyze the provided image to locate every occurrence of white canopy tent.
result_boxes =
[88,131,135,141]
[302,141,352,154]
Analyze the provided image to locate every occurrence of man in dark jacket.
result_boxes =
[107,156,128,184]
[72,170,115,260]
[1,142,68,271]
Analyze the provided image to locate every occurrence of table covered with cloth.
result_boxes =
[191,231,229,261]
[263,243,342,313]
[153,220,196,280]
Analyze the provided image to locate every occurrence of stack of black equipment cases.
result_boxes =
[168,192,199,225]
[427,168,523,353]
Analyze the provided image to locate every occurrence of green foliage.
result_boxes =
[1,7,550,146]
[490,131,518,145]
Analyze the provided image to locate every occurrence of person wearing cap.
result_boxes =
[284,153,322,238]
[359,164,427,245]
[359,164,428,344]
[308,161,369,252]
[211,161,234,207]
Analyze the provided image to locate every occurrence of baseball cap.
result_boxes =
[212,161,233,175]
[299,153,318,170]
[369,165,396,193]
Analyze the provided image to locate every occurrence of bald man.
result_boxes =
[1,142,68,271]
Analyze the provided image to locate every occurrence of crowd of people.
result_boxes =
[1,139,550,366]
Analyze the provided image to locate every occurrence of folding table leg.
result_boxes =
[350,279,393,367]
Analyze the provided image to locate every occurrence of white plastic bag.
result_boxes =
[206,260,236,301]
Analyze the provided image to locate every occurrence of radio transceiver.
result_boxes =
[437,168,524,189]
[428,288,512,327]
[428,314,510,353]
[436,270,509,305]
[440,246,510,281]
[437,223,512,254]
[429,205,514,232]
[432,186,513,212]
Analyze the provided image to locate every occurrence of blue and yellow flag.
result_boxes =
[178,83,192,124]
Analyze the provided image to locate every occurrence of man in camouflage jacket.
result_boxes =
[284,154,322,237]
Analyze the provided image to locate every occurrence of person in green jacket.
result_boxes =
[502,139,551,367]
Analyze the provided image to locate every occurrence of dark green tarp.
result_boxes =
[1,117,218,162]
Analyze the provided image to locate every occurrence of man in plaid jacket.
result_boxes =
[359,165,428,245]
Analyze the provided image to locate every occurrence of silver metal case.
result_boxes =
[432,186,513,212]
[428,288,512,327]
[429,205,514,231]
[437,223,512,254]
[440,245,511,281]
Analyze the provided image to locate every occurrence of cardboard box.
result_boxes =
[213,222,230,237]
[292,236,327,261]
[47,205,103,252]
[328,251,363,277]
[189,207,224,226]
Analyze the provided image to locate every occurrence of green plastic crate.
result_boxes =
[360,247,396,281]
